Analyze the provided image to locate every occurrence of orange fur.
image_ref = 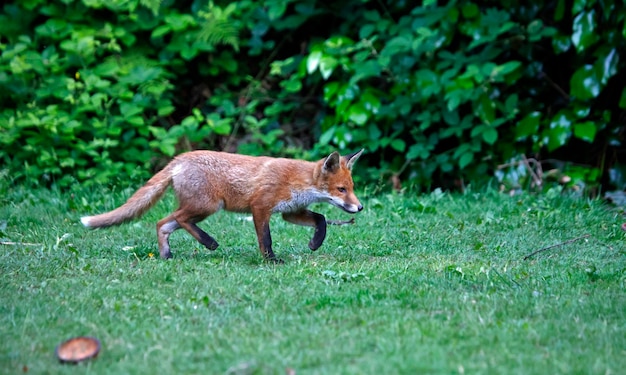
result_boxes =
[81,150,364,262]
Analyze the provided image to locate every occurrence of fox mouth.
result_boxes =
[338,203,363,214]
[327,196,363,214]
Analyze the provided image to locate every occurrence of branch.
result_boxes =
[523,234,590,260]
[327,218,356,226]
[522,155,543,188]
[0,241,41,246]
[539,71,570,100]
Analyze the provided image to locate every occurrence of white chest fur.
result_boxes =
[273,189,331,213]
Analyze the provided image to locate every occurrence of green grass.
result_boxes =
[1,186,625,374]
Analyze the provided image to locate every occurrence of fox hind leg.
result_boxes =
[157,214,180,259]
[282,210,327,251]
[157,209,219,259]
[179,221,219,250]
[174,209,219,251]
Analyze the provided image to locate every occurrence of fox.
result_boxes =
[80,149,364,262]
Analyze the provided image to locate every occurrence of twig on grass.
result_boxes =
[492,267,522,288]
[0,241,42,246]
[327,218,356,226]
[523,234,590,260]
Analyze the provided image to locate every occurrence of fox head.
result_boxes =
[318,149,364,214]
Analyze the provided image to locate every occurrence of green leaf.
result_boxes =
[461,3,479,18]
[267,2,287,20]
[366,123,381,140]
[545,111,573,151]
[492,61,521,79]
[552,34,571,53]
[471,124,485,138]
[180,44,197,60]
[306,50,322,74]
[527,20,543,36]
[359,24,375,39]
[280,79,302,93]
[126,116,144,126]
[475,94,495,124]
[212,121,232,135]
[336,84,357,102]
[244,115,258,127]
[446,93,461,112]
[181,115,198,128]
[380,35,412,57]
[415,69,440,98]
[505,94,518,114]
[119,102,144,119]
[571,10,599,53]
[319,56,337,80]
[157,106,175,117]
[459,152,474,169]
[442,107,460,126]
[570,65,601,100]
[35,18,69,38]
[517,112,541,140]
[596,48,619,85]
[93,59,120,77]
[118,66,164,86]
[348,104,368,126]
[151,25,171,39]
[573,121,597,142]
[323,82,340,102]
[319,126,335,145]
[165,13,195,31]
[390,138,406,152]
[572,0,586,14]
[349,60,382,85]
[555,0,566,21]
[325,36,354,49]
[407,144,429,160]
[159,142,176,157]
[482,127,498,145]
[360,90,381,114]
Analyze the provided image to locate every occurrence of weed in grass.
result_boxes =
[0,187,625,374]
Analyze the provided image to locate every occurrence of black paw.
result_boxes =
[308,239,322,251]
[205,240,219,251]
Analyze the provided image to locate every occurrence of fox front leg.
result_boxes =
[282,210,327,251]
[251,208,283,263]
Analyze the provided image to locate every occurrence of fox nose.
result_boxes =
[357,204,363,212]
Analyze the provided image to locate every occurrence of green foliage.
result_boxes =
[266,0,625,188]
[0,0,624,190]
[0,0,254,187]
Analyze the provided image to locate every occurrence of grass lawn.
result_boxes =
[1,186,625,374]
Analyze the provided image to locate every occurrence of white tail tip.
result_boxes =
[80,216,92,227]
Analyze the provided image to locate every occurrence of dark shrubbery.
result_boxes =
[1,0,624,191]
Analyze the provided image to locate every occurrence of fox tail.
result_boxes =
[80,166,172,228]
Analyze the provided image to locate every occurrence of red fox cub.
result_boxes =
[81,150,364,262]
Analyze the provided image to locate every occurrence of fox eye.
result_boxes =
[338,187,347,193]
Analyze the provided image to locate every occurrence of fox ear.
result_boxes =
[345,149,364,170]
[322,151,341,173]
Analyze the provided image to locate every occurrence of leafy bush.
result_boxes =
[1,0,624,190]
[1,0,255,187]
[268,0,625,190]
[2,1,164,186]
